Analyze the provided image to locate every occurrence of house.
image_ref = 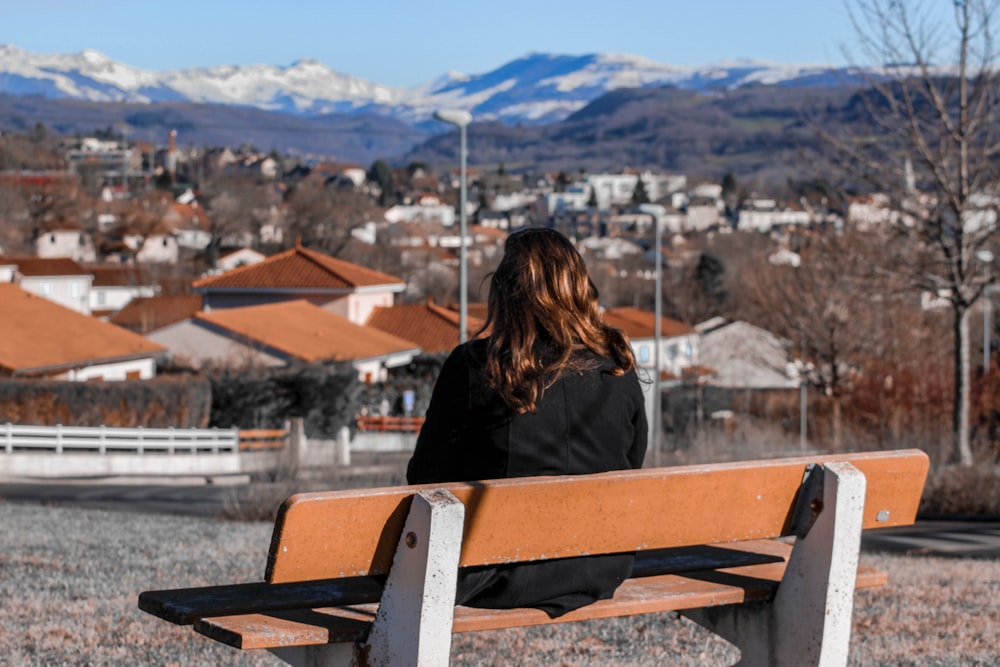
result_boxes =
[34,223,97,263]
[695,318,798,389]
[110,294,203,335]
[87,265,160,317]
[385,193,456,227]
[602,306,699,379]
[149,300,419,381]
[0,284,164,380]
[366,297,485,355]
[214,247,267,273]
[0,255,93,315]
[192,242,406,325]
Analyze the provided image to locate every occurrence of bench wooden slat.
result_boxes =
[265,450,928,583]
[195,541,888,650]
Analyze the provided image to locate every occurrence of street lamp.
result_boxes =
[433,109,473,344]
[639,203,665,465]
[978,249,994,375]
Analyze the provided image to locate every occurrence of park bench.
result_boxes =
[138,448,928,667]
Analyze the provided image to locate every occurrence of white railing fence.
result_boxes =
[1,423,240,456]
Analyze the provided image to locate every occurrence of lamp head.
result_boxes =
[433,109,472,128]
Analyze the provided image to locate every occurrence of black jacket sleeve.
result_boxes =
[626,369,648,469]
[406,345,470,484]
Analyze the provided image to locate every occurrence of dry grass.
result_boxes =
[0,501,997,666]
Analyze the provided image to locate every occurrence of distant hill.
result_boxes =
[0,95,428,164]
[405,84,860,185]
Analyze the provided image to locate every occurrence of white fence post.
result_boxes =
[4,423,11,454]
[99,424,106,455]
[55,424,63,455]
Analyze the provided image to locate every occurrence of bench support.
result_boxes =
[682,462,866,667]
[268,489,466,667]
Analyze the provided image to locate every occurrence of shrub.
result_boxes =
[919,463,1000,517]
[0,375,211,427]
[209,363,362,438]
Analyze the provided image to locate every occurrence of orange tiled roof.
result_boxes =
[195,300,419,363]
[110,294,203,334]
[192,245,404,291]
[87,265,155,287]
[0,284,165,375]
[367,299,485,354]
[0,255,91,277]
[603,306,696,339]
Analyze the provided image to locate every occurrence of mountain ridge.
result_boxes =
[0,43,860,126]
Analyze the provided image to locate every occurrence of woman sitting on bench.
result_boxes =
[407,226,648,618]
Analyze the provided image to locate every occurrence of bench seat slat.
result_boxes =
[138,542,784,626]
[193,541,887,650]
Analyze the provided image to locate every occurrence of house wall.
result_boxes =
[330,292,396,326]
[149,320,284,370]
[631,333,700,378]
[19,275,92,315]
[90,285,157,314]
[61,357,157,382]
[134,234,179,264]
[35,230,97,262]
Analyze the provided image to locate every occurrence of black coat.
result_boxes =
[407,339,648,617]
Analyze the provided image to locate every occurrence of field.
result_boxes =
[1,500,997,666]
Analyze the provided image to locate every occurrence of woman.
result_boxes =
[407,227,647,618]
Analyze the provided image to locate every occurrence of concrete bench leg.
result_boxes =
[682,462,867,667]
[364,489,465,667]
[266,489,465,667]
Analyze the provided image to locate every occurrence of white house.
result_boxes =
[35,226,97,263]
[0,256,93,315]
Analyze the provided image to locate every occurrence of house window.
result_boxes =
[639,345,650,363]
[685,341,693,358]
[70,281,79,299]
[41,281,52,296]
[49,234,56,244]
[667,344,677,360]
[126,370,141,380]
[96,291,106,306]
[162,238,169,247]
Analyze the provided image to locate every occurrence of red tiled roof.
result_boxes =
[603,306,696,339]
[0,284,165,375]
[86,265,155,287]
[110,294,203,334]
[0,255,91,277]
[366,299,485,355]
[192,245,404,291]
[195,300,419,363]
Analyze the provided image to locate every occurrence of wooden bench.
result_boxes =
[138,449,928,667]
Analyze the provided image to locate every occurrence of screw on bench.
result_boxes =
[406,532,418,548]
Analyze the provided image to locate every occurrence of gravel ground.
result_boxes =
[1,500,997,666]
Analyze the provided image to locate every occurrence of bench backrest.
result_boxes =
[265,449,928,583]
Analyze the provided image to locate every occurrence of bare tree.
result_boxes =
[284,176,375,256]
[201,173,273,267]
[827,0,1000,465]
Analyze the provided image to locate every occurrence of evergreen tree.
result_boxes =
[631,176,650,205]
[368,159,395,207]
[587,186,598,209]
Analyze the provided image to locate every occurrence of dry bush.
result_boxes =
[920,463,1000,517]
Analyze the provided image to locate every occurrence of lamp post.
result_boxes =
[978,249,994,375]
[640,204,665,466]
[433,109,473,344]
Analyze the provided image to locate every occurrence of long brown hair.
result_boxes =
[475,227,635,414]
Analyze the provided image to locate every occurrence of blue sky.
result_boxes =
[1,1,888,87]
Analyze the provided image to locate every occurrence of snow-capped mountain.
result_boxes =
[0,44,852,125]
